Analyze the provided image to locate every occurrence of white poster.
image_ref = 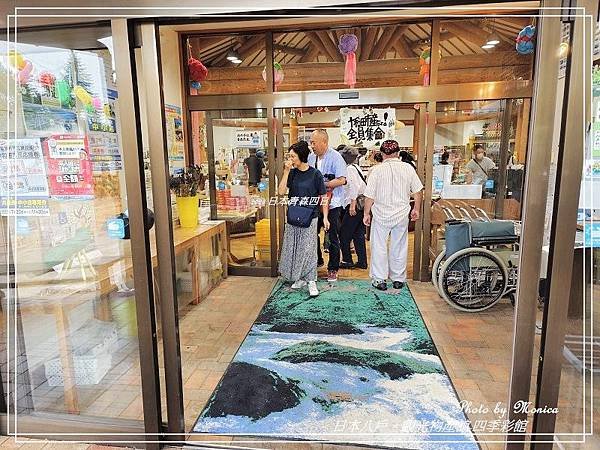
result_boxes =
[339,107,396,146]
[0,138,50,216]
[235,130,262,148]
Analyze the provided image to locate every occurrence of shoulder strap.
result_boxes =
[473,159,488,176]
[352,164,367,185]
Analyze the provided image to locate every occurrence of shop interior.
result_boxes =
[1,8,597,447]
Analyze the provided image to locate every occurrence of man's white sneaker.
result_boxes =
[308,281,319,297]
[291,280,307,289]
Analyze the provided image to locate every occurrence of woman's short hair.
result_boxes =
[289,140,310,163]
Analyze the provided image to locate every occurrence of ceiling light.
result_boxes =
[486,33,501,46]
[226,50,241,62]
[481,43,495,50]
[231,58,242,64]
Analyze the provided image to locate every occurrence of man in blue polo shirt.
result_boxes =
[308,129,347,282]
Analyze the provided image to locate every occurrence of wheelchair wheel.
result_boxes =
[431,249,446,294]
[439,247,508,312]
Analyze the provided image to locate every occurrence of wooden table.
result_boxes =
[12,221,227,415]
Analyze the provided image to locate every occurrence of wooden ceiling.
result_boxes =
[189,17,533,68]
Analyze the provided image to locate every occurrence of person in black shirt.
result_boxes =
[278,141,328,297]
[244,148,265,186]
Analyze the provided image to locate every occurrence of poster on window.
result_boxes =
[340,107,396,146]
[0,138,50,216]
[165,104,185,174]
[43,134,94,197]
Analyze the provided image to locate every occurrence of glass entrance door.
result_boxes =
[192,109,278,276]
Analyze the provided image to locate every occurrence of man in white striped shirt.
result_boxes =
[363,140,424,291]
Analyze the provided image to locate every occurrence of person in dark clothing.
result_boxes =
[440,151,450,165]
[244,148,265,186]
[338,146,368,270]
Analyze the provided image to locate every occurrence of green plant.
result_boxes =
[169,165,205,197]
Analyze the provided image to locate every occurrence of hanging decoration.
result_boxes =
[187,40,209,91]
[55,80,71,107]
[338,34,359,88]
[516,25,536,55]
[74,85,93,105]
[419,48,431,86]
[262,62,285,90]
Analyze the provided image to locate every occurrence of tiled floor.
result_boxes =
[4,229,598,449]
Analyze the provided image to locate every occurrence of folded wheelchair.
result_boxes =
[431,204,520,312]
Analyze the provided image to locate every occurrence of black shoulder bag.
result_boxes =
[286,169,317,228]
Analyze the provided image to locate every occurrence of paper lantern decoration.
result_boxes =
[55,80,71,107]
[419,48,431,86]
[74,85,93,105]
[188,57,208,82]
[516,25,536,55]
[39,71,56,87]
[8,50,25,70]
[17,60,33,84]
[92,97,102,110]
[338,34,359,88]
[262,62,285,90]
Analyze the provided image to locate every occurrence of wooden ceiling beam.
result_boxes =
[306,31,336,62]
[393,35,415,58]
[299,45,321,63]
[371,25,406,60]
[273,43,306,56]
[361,27,379,61]
[315,30,344,62]
[444,21,512,50]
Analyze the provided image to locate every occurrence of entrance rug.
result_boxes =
[193,280,478,450]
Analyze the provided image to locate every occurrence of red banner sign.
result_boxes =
[43,134,94,197]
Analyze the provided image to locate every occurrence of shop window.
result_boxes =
[273,22,431,92]
[431,100,526,219]
[437,18,535,85]
[186,33,267,96]
[0,36,145,423]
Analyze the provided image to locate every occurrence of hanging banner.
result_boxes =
[235,130,262,148]
[340,107,396,146]
[43,134,94,197]
[165,104,185,174]
[0,138,50,216]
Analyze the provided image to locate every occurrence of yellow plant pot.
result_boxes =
[176,195,199,228]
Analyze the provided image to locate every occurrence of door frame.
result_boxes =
[186,81,533,281]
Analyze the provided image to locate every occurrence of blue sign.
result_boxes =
[107,217,126,239]
[584,223,600,248]
[434,180,444,191]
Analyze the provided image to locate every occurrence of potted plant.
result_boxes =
[169,165,205,228]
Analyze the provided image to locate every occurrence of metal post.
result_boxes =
[505,2,562,448]
[111,19,162,448]
[140,22,185,438]
[265,32,278,276]
[420,101,436,281]
[532,1,592,445]
[413,105,426,280]
[206,111,218,220]
[495,99,513,218]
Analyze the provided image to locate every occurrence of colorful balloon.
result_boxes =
[55,80,71,107]
[92,97,102,109]
[8,50,24,70]
[74,85,92,105]
[17,60,33,84]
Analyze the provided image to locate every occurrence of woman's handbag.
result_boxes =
[287,205,315,228]
[352,164,367,211]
